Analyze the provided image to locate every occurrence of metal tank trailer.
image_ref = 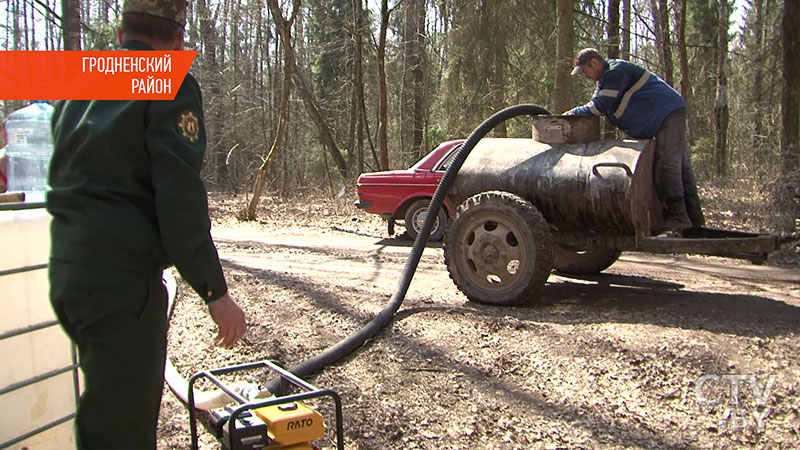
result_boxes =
[442,115,792,306]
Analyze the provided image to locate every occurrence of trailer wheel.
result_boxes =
[444,191,553,306]
[552,245,622,275]
[404,199,448,241]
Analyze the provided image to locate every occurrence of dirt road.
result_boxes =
[160,220,800,449]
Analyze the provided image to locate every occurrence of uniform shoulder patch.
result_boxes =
[177,110,200,144]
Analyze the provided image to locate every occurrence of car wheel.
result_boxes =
[404,199,447,241]
[552,245,622,275]
[443,191,553,306]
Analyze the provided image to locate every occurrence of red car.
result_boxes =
[355,140,464,241]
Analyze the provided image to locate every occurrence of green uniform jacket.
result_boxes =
[47,40,227,303]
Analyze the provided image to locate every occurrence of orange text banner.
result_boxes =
[0,51,197,100]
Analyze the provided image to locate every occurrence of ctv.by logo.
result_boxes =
[694,374,777,432]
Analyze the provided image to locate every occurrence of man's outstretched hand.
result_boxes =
[208,292,247,348]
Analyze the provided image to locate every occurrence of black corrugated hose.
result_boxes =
[264,103,550,394]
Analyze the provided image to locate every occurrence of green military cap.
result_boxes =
[123,0,186,27]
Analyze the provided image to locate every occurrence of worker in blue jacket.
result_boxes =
[565,48,704,235]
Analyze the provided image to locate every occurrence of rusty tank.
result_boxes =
[446,136,663,238]
[440,109,791,308]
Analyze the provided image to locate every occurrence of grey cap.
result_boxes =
[571,48,602,75]
[123,0,186,26]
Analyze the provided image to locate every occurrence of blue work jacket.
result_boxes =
[570,60,686,139]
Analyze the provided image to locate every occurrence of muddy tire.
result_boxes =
[444,191,553,306]
[404,199,447,241]
[552,245,622,275]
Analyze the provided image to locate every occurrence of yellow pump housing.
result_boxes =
[254,401,324,447]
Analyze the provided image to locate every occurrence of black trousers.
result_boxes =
[49,259,168,450]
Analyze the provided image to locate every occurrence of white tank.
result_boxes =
[0,206,77,449]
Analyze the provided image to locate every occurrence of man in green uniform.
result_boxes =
[46,1,247,449]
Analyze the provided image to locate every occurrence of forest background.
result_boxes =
[1,0,798,227]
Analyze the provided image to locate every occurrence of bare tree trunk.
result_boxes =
[622,0,631,60]
[607,0,620,59]
[347,1,358,173]
[673,0,692,142]
[12,0,20,51]
[782,0,800,173]
[254,4,272,177]
[751,0,764,156]
[487,5,506,137]
[599,0,621,137]
[230,1,241,190]
[353,0,365,175]
[28,0,35,49]
[377,0,390,170]
[650,0,673,84]
[403,0,426,161]
[713,0,730,177]
[289,53,349,179]
[361,91,380,170]
[243,0,301,221]
[197,0,227,188]
[80,0,89,49]
[675,0,689,99]
[552,0,574,114]
[22,0,29,50]
[348,82,358,174]
[47,0,57,50]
